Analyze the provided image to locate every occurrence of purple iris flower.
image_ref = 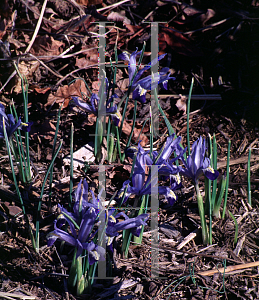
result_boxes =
[106,211,149,238]
[119,49,175,103]
[179,136,219,184]
[118,145,179,205]
[126,134,184,177]
[47,206,105,263]
[47,179,105,263]
[0,104,32,138]
[72,92,120,126]
[122,134,185,205]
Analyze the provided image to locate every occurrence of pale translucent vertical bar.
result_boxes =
[98,164,106,278]
[98,22,106,141]
[97,23,107,279]
[150,165,159,277]
[150,22,160,137]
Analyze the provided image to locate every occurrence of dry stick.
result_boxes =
[177,230,198,250]
[45,45,75,62]
[97,0,131,12]
[24,0,48,54]
[0,69,17,93]
[198,260,259,276]
[0,0,48,93]
[19,0,56,25]
[217,154,259,169]
[28,53,63,79]
[0,292,36,299]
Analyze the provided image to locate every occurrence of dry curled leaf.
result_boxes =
[107,12,131,25]
[13,60,40,94]
[122,121,148,147]
[30,119,61,142]
[30,35,64,58]
[175,95,187,114]
[46,79,89,108]
[76,0,103,6]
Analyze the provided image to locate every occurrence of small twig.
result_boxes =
[233,235,246,256]
[198,260,259,276]
[177,230,198,250]
[0,292,35,299]
[184,18,230,34]
[97,0,131,12]
[0,69,17,93]
[24,0,48,54]
[45,45,75,62]
[28,53,63,79]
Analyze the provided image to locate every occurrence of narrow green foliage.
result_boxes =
[95,117,104,162]
[48,104,63,206]
[154,88,174,136]
[211,134,218,210]
[76,256,85,295]
[14,63,32,183]
[11,98,31,183]
[68,250,78,288]
[222,140,231,219]
[36,140,63,252]
[195,184,208,245]
[205,134,213,244]
[122,228,132,258]
[11,103,27,183]
[95,75,106,161]
[3,119,36,250]
[228,210,238,245]
[107,129,115,163]
[121,100,138,162]
[133,194,149,245]
[213,174,227,218]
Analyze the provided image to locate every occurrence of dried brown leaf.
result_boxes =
[13,60,40,94]
[175,95,187,114]
[45,79,89,108]
[122,121,148,147]
[34,86,51,94]
[30,119,61,142]
[30,35,64,58]
[107,12,131,25]
[76,0,103,5]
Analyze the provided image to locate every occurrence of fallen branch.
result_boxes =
[198,260,259,276]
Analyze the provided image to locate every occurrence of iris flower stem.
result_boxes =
[95,118,103,162]
[222,140,231,219]
[10,104,27,183]
[3,119,36,250]
[195,183,208,245]
[118,43,146,138]
[9,137,26,183]
[121,100,138,162]
[14,62,31,182]
[48,104,63,207]
[36,140,63,252]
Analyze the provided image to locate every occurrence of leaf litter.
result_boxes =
[0,0,259,299]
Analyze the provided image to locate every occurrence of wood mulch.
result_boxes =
[0,0,259,299]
